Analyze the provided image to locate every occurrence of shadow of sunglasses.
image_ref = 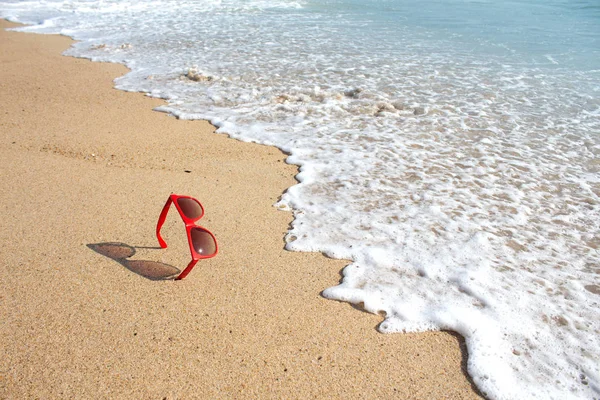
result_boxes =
[87,242,180,281]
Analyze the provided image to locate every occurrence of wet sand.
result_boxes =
[0,20,483,399]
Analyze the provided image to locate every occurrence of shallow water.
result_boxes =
[2,0,599,398]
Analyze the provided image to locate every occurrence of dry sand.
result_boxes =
[0,20,483,399]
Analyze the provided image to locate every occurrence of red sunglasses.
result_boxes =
[156,194,218,280]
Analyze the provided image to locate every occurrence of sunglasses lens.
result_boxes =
[191,228,217,256]
[177,197,203,220]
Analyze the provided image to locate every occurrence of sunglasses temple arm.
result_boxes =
[175,259,198,281]
[156,196,173,248]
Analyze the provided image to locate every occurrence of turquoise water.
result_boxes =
[2,1,599,399]
[267,0,594,63]
[306,0,600,69]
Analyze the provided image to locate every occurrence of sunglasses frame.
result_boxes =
[156,194,218,280]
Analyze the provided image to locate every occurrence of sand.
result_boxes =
[0,20,483,399]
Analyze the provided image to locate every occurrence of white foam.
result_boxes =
[2,1,599,398]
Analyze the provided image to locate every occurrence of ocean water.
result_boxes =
[2,0,599,398]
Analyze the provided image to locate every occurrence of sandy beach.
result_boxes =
[0,19,482,399]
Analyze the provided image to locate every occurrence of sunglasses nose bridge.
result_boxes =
[180,214,202,224]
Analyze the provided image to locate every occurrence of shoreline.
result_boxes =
[0,19,482,399]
